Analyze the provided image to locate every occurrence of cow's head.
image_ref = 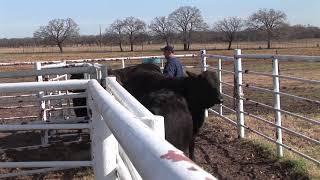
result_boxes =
[185,71,222,109]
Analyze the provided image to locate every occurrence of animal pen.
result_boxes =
[0,50,319,179]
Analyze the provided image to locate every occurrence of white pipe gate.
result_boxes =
[0,79,216,180]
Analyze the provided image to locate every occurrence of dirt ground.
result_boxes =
[0,115,309,180]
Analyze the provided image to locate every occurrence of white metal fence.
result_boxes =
[0,79,216,179]
[199,49,320,166]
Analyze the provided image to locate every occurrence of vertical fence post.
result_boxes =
[234,49,245,138]
[89,95,118,180]
[122,59,125,69]
[272,58,283,157]
[200,49,207,71]
[218,58,223,116]
[200,50,209,118]
[35,62,49,145]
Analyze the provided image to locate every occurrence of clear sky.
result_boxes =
[1,0,319,38]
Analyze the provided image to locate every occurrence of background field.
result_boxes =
[0,44,319,179]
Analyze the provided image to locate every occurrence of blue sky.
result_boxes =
[1,0,319,38]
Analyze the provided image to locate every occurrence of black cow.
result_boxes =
[122,69,222,159]
[72,63,222,160]
[140,89,193,157]
[107,63,161,85]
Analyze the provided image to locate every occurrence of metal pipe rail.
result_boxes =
[221,81,234,87]
[208,109,237,125]
[88,80,216,180]
[234,119,320,165]
[243,111,320,145]
[236,54,320,62]
[0,161,92,168]
[221,93,235,99]
[0,116,38,121]
[244,70,320,84]
[0,80,89,93]
[0,93,85,105]
[0,54,197,66]
[243,97,320,125]
[207,66,235,74]
[0,94,37,99]
[0,66,96,78]
[243,84,320,104]
[0,123,90,131]
[0,104,38,110]
[220,105,236,113]
[204,54,234,61]
[105,77,153,117]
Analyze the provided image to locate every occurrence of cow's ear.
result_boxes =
[186,71,197,78]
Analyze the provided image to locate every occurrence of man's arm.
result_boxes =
[163,62,175,78]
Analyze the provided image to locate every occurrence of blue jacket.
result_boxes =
[163,57,184,78]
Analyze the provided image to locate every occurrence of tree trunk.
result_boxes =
[267,33,271,49]
[130,42,133,52]
[267,39,271,49]
[119,42,123,52]
[58,43,63,53]
[228,41,232,50]
[183,43,188,51]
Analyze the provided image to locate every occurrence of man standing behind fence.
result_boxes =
[161,45,184,78]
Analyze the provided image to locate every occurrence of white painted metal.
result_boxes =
[88,80,217,180]
[0,161,92,168]
[35,62,49,145]
[122,59,125,68]
[0,54,196,67]
[218,58,223,116]
[236,54,320,62]
[244,70,320,84]
[105,77,153,117]
[117,154,133,180]
[106,77,165,139]
[204,54,234,61]
[0,124,90,131]
[0,80,89,93]
[90,102,118,180]
[234,49,245,138]
[119,146,143,180]
[272,58,283,157]
[201,50,209,118]
[0,116,38,121]
[0,66,96,78]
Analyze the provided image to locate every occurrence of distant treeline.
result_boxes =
[1,25,319,48]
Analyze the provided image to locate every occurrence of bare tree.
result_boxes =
[149,16,174,46]
[214,17,244,50]
[107,19,126,52]
[123,17,146,51]
[248,9,287,49]
[169,6,207,50]
[34,18,79,53]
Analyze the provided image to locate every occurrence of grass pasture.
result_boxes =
[0,45,319,179]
